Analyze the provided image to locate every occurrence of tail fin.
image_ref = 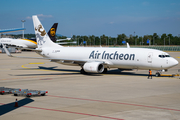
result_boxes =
[32,15,62,48]
[47,23,58,42]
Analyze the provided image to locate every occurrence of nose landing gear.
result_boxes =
[155,71,161,77]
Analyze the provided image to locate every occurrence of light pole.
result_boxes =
[153,36,155,45]
[134,31,136,45]
[21,20,25,39]
[106,38,107,46]
[167,36,170,45]
[94,36,95,45]
[116,38,117,45]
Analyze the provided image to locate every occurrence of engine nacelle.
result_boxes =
[83,62,104,73]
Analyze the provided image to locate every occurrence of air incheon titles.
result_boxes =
[89,51,135,60]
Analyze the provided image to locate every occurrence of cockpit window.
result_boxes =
[159,55,171,58]
[165,55,170,57]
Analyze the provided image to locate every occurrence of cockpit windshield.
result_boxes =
[159,55,171,58]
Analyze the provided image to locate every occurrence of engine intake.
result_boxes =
[83,62,104,73]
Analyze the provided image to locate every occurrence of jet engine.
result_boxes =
[83,62,104,73]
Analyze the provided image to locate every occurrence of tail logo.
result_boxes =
[50,28,56,37]
[35,24,46,36]
[35,24,46,46]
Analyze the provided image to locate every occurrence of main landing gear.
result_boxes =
[102,68,107,74]
[80,68,87,74]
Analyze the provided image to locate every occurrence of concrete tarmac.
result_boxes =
[0,51,180,120]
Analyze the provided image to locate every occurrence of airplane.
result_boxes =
[0,23,58,48]
[2,15,179,76]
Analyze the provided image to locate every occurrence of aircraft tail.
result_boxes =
[47,23,58,42]
[32,15,62,48]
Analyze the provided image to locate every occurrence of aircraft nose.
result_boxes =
[171,58,179,67]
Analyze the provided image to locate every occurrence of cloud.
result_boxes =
[37,14,53,18]
[110,22,114,24]
[26,14,53,20]
[26,16,31,19]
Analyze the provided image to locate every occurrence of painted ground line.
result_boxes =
[48,95,180,112]
[0,103,124,120]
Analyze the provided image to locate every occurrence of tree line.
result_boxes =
[60,33,180,46]
[3,33,180,46]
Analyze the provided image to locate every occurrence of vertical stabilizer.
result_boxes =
[32,15,62,49]
[47,23,58,42]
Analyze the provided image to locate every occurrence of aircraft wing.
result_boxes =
[0,28,25,34]
[2,43,107,65]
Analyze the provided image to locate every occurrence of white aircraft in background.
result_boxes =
[3,15,179,76]
[0,23,58,48]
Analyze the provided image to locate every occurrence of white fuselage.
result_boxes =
[39,47,178,70]
[0,38,37,48]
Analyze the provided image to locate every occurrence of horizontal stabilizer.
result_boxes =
[56,38,71,42]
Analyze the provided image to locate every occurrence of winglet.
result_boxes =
[127,43,130,48]
[2,43,13,57]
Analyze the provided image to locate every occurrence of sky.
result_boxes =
[0,0,180,37]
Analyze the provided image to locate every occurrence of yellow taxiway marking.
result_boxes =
[21,63,44,69]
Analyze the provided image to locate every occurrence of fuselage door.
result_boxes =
[147,52,153,63]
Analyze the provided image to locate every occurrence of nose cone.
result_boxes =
[171,58,179,67]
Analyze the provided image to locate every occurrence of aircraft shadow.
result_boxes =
[37,66,150,76]
[16,66,172,77]
[15,66,81,76]
[106,69,149,76]
[0,98,34,116]
[17,66,80,72]
[15,73,80,76]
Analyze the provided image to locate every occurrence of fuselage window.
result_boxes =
[165,55,170,57]
[159,55,170,58]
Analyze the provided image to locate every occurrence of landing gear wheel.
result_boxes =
[155,72,160,77]
[80,69,87,74]
[41,93,45,96]
[102,68,107,73]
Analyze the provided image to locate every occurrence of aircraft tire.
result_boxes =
[155,73,160,77]
[80,69,87,74]
[102,68,107,73]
